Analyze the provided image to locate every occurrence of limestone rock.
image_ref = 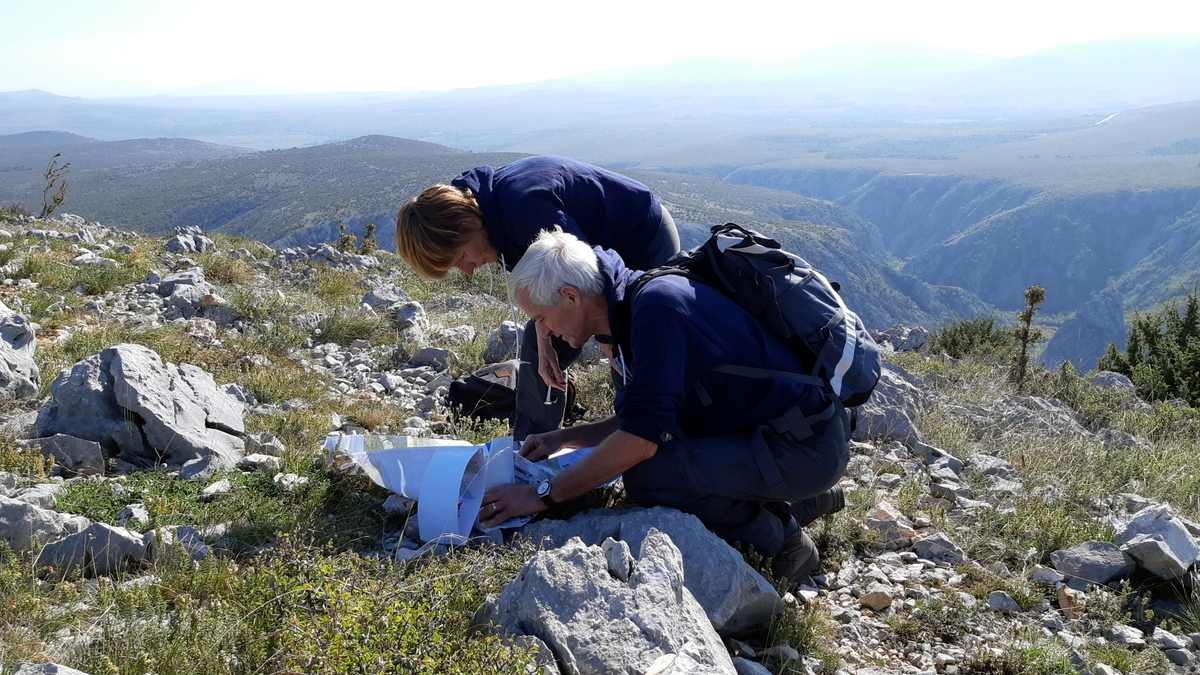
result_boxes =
[0,495,90,551]
[1114,504,1200,579]
[36,344,246,478]
[0,300,39,399]
[1088,371,1136,392]
[26,434,105,476]
[495,530,735,675]
[860,583,894,611]
[913,532,966,565]
[484,321,524,364]
[35,522,148,576]
[865,500,917,549]
[1050,541,1134,584]
[519,506,779,635]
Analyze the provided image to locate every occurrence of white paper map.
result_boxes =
[323,433,599,543]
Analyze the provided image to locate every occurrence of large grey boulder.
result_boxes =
[1050,541,1135,585]
[495,530,735,675]
[1114,504,1200,579]
[0,300,39,399]
[35,522,148,576]
[0,495,90,551]
[24,434,105,476]
[156,268,221,320]
[875,325,928,353]
[519,507,779,635]
[36,343,246,478]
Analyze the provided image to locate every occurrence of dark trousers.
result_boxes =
[513,205,681,440]
[621,404,851,557]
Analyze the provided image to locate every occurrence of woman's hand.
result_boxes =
[536,328,566,391]
[519,429,565,461]
[479,483,546,528]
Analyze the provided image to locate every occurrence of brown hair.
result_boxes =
[394,184,484,278]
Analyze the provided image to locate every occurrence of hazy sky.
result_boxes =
[3,0,1198,97]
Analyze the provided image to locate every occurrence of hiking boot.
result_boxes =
[791,485,846,528]
[771,528,820,588]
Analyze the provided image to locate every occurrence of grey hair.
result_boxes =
[508,229,603,306]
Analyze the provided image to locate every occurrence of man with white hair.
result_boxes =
[480,229,850,585]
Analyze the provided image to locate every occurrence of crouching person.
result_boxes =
[479,229,849,585]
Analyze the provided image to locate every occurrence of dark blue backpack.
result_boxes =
[632,223,882,407]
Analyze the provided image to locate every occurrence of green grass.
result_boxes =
[885,594,977,644]
[1085,644,1170,674]
[763,602,840,673]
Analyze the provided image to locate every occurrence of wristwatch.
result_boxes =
[536,479,556,506]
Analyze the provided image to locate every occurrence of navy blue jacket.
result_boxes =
[596,248,833,444]
[451,156,665,271]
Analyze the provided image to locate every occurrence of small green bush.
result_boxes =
[928,317,1015,361]
[1100,291,1200,407]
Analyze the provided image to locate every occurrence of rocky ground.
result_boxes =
[2,213,1200,674]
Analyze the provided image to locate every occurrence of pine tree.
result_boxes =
[335,222,357,253]
[1010,284,1046,394]
[1099,290,1200,406]
[360,222,378,254]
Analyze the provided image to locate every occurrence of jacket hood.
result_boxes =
[594,247,643,346]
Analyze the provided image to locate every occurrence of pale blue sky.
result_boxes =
[3,0,1198,97]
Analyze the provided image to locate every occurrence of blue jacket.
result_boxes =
[451,156,665,271]
[596,248,833,444]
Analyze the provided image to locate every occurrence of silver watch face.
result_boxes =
[537,480,551,498]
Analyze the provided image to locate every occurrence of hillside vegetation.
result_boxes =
[2,213,1200,674]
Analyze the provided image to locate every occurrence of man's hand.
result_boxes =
[479,483,546,528]
[520,429,564,461]
[536,329,565,391]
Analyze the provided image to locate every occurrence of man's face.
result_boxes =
[516,286,591,348]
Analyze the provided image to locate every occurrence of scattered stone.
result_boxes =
[362,286,411,312]
[273,472,309,492]
[865,500,917,549]
[117,503,150,527]
[0,300,39,399]
[25,434,105,476]
[913,532,966,565]
[860,583,894,611]
[758,644,801,662]
[1106,623,1146,648]
[1153,626,1190,650]
[987,590,1021,614]
[164,225,216,254]
[201,478,232,502]
[1166,649,1193,666]
[244,432,287,457]
[495,530,736,674]
[410,347,450,370]
[484,321,523,363]
[1029,564,1064,586]
[145,525,210,561]
[1050,541,1134,584]
[239,454,282,473]
[390,301,427,330]
[35,523,148,576]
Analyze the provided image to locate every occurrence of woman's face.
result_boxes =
[452,229,497,277]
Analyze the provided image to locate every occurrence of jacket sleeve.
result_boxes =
[616,301,688,445]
